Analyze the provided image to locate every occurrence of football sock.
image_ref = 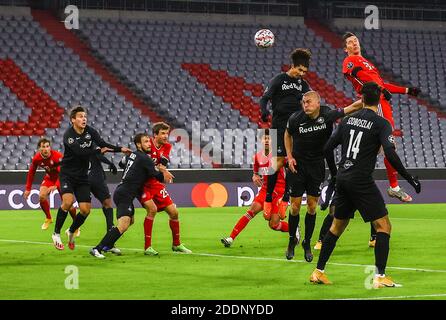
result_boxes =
[144,216,154,250]
[317,231,339,271]
[96,227,122,252]
[40,199,51,219]
[265,171,278,202]
[103,207,114,231]
[230,210,255,240]
[54,207,68,234]
[370,223,377,240]
[69,213,87,233]
[304,212,316,242]
[384,157,399,189]
[375,232,390,275]
[68,207,77,220]
[319,213,334,241]
[270,220,289,232]
[288,213,300,241]
[169,219,181,246]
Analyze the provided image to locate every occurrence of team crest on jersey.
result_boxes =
[316,117,325,124]
[85,133,91,140]
[344,160,354,169]
[388,135,395,144]
[68,138,74,144]
[347,62,354,69]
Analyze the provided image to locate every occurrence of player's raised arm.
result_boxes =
[379,121,421,193]
[88,126,131,154]
[343,99,364,115]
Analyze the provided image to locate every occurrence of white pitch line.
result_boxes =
[332,293,446,300]
[1,238,446,274]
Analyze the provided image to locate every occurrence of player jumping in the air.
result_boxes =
[342,32,421,203]
[24,138,77,231]
[221,129,289,248]
[260,48,312,218]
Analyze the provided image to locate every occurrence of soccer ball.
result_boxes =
[254,29,275,49]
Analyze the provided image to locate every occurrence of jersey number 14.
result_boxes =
[346,129,363,160]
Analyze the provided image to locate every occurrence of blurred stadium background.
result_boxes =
[0,0,445,207]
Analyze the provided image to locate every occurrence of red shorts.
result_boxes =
[41,176,60,190]
[254,188,284,214]
[139,183,174,212]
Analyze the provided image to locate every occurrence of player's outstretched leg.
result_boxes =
[222,208,257,247]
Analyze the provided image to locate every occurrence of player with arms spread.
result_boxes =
[310,82,421,288]
[221,129,289,248]
[342,32,420,203]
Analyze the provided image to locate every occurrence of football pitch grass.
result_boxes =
[0,204,445,300]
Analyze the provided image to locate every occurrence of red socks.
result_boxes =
[384,157,398,188]
[230,210,255,240]
[270,220,289,232]
[169,219,181,246]
[145,218,182,248]
[40,199,51,219]
[144,216,154,250]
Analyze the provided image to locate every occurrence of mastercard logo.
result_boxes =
[191,183,228,207]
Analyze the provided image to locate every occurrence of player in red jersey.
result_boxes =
[24,138,77,230]
[139,122,192,256]
[221,129,289,247]
[342,32,420,203]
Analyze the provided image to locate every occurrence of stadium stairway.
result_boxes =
[30,10,165,123]
[304,18,446,119]
[0,58,64,136]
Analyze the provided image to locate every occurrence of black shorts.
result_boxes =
[333,179,388,222]
[59,174,91,203]
[113,187,135,219]
[289,160,325,198]
[89,176,111,203]
[270,127,287,157]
